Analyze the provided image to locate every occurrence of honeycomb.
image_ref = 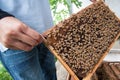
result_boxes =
[46,1,120,79]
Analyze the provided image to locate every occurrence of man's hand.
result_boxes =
[0,17,43,51]
[90,0,97,2]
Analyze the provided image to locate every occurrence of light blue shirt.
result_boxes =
[0,0,53,52]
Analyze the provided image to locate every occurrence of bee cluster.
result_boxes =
[46,1,120,79]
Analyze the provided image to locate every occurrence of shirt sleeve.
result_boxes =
[0,9,14,19]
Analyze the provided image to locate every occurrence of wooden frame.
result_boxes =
[42,0,120,80]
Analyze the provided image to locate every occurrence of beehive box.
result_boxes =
[91,61,120,80]
[43,1,120,80]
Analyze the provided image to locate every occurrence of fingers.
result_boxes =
[13,40,33,51]
[42,32,47,38]
[5,39,33,51]
[21,24,43,43]
[14,32,38,47]
[90,0,103,2]
[90,0,97,2]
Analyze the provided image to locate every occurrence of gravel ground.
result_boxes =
[56,60,68,80]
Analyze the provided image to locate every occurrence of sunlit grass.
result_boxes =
[0,62,12,80]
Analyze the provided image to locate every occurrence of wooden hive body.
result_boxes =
[91,62,120,80]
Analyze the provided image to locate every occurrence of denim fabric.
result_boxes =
[0,43,57,80]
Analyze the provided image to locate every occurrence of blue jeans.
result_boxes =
[0,43,57,80]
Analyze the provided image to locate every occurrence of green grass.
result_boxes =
[0,62,13,80]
